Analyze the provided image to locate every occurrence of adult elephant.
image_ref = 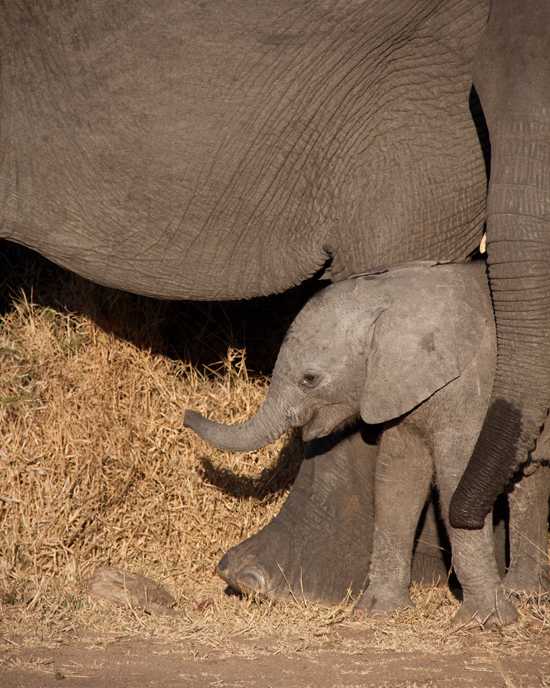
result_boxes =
[0,2,548,600]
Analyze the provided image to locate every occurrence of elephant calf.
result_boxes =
[185,261,550,625]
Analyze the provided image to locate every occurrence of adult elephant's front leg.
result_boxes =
[504,421,550,593]
[217,426,450,604]
[217,428,375,604]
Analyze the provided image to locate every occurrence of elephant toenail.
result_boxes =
[216,554,268,596]
[237,567,267,595]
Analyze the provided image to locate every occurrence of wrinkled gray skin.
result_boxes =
[186,263,550,624]
[217,427,460,606]
[2,1,550,597]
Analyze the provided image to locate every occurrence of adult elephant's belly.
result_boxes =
[0,1,487,300]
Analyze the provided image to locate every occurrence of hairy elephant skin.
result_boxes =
[187,262,550,624]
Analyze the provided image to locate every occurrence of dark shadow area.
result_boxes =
[198,419,381,502]
[198,431,304,502]
[303,417,366,458]
[414,490,453,580]
[469,85,491,183]
[222,585,247,600]
[0,241,325,376]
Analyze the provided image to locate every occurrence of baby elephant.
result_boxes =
[185,261,550,625]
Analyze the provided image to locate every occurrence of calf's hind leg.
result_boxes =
[435,434,517,626]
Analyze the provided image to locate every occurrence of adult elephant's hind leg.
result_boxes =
[504,463,550,594]
[217,428,375,604]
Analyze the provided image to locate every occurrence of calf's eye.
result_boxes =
[301,372,319,388]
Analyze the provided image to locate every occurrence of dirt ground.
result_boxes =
[0,246,549,687]
[2,577,550,688]
[2,625,550,688]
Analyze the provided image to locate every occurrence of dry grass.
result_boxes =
[0,248,548,661]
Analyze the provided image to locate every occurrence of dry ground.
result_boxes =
[0,246,549,687]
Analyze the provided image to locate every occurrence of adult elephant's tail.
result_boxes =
[450,0,550,528]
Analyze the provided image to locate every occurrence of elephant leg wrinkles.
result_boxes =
[434,419,517,626]
[217,429,374,604]
[218,425,450,604]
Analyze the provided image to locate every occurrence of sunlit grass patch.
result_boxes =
[0,251,548,659]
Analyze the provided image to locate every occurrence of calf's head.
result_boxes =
[184,265,490,450]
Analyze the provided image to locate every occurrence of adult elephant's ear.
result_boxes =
[360,297,461,425]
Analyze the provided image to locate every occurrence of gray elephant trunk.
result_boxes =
[450,118,550,529]
[183,386,295,452]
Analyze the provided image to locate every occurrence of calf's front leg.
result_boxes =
[355,423,433,614]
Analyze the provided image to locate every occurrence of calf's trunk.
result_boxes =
[183,382,296,452]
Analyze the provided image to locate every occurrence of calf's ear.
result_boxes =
[360,303,464,425]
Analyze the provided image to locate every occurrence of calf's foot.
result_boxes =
[354,584,413,616]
